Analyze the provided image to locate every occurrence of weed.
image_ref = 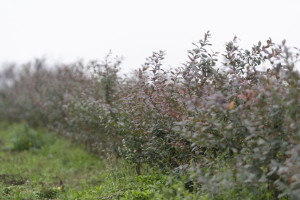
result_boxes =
[11,123,54,152]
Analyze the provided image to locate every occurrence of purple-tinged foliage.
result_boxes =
[0,33,299,199]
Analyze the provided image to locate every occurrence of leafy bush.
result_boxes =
[61,53,123,156]
[0,32,299,199]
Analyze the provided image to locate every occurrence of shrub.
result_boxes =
[0,32,299,199]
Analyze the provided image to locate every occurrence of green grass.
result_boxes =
[0,122,274,200]
[0,122,105,199]
[0,122,202,200]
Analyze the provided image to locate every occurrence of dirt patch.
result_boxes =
[0,174,27,185]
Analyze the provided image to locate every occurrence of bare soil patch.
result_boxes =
[0,174,27,185]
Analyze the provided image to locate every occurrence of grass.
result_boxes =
[0,122,202,200]
[0,122,105,199]
[0,122,274,200]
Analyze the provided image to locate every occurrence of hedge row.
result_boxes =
[1,33,299,199]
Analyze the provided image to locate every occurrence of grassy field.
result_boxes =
[0,123,201,200]
[0,123,282,200]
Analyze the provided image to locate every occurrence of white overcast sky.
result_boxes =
[0,0,299,74]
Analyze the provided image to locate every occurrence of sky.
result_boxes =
[0,0,299,74]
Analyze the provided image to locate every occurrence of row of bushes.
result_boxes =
[1,33,300,199]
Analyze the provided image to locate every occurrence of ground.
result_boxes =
[0,123,200,200]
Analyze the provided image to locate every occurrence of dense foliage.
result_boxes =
[1,33,300,199]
